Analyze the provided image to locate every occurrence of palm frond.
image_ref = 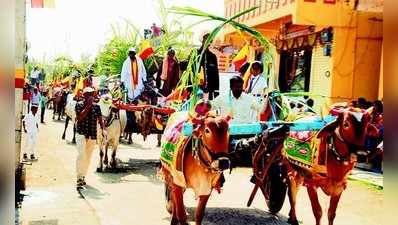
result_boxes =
[169,6,276,80]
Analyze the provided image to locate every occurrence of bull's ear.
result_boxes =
[317,113,342,138]
[366,106,374,115]
[367,123,379,137]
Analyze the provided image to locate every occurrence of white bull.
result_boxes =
[96,95,127,172]
[62,92,77,143]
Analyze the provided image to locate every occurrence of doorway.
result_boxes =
[278,48,312,93]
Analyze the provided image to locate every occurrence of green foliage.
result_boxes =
[95,36,136,76]
[94,0,195,77]
[26,54,96,84]
[152,0,193,60]
[168,6,275,106]
[169,6,276,80]
[94,20,140,76]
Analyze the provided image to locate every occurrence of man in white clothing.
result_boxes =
[120,48,148,143]
[30,66,41,86]
[31,87,40,106]
[22,104,39,160]
[245,61,268,97]
[120,47,147,103]
[211,76,260,124]
[245,61,268,120]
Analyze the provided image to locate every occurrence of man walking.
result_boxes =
[31,87,40,107]
[22,104,39,160]
[22,83,32,122]
[30,66,40,86]
[39,91,48,124]
[75,87,105,188]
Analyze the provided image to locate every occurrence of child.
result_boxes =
[22,104,39,160]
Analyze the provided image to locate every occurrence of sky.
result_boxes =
[26,0,224,62]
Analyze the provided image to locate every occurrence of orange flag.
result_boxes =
[31,0,55,8]
[139,40,154,60]
[232,44,249,71]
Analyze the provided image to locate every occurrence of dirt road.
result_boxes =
[17,112,383,225]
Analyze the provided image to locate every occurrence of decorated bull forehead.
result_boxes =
[194,100,212,116]
[330,105,369,121]
[100,94,113,104]
[348,111,364,122]
[100,93,112,99]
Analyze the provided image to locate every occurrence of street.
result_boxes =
[17,112,383,225]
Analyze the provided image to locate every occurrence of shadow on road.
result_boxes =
[162,207,289,225]
[95,158,162,185]
[119,137,156,150]
[79,185,111,200]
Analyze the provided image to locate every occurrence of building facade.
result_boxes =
[223,0,383,111]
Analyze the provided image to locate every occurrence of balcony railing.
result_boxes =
[224,0,295,23]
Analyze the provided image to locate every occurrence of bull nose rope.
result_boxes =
[333,127,367,161]
[192,137,230,173]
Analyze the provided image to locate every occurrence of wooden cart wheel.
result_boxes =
[252,140,287,214]
[264,162,287,214]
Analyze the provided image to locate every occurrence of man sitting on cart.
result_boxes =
[120,47,148,140]
[211,75,261,124]
[120,47,147,103]
[211,75,264,167]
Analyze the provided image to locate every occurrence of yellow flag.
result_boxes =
[138,40,154,60]
[232,44,249,63]
[43,0,55,8]
[74,77,84,95]
[232,44,249,71]
[198,66,205,85]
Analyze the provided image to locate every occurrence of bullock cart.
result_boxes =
[180,116,336,214]
[114,101,176,144]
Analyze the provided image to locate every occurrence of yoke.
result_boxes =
[181,115,336,136]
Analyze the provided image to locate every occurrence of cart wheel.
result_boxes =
[164,183,173,214]
[264,163,287,214]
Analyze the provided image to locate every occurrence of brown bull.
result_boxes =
[161,115,230,225]
[285,108,378,225]
[137,107,165,146]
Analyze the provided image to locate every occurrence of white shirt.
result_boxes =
[211,91,260,124]
[31,92,40,105]
[246,74,268,96]
[30,70,40,79]
[23,112,39,134]
[120,56,147,101]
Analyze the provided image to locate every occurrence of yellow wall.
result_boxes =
[378,47,383,99]
[330,11,383,102]
[329,25,357,102]
[310,44,333,113]
[295,0,356,27]
[223,0,297,35]
[223,0,383,104]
